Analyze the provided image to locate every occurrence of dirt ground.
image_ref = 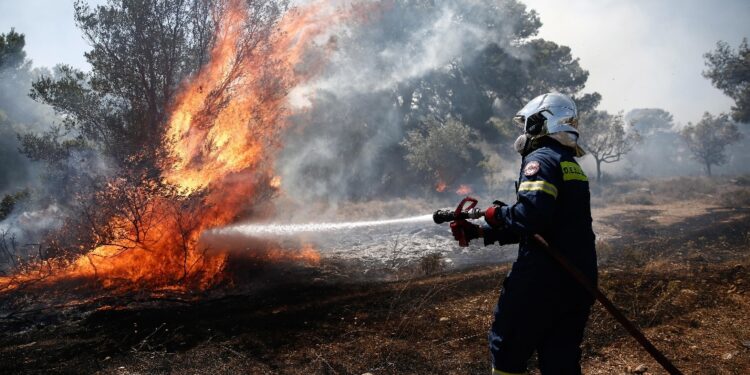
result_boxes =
[1,191,749,374]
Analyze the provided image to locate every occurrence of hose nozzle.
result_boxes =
[433,209,455,224]
[432,208,484,224]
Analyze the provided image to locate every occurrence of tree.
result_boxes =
[27,0,224,178]
[573,92,602,114]
[0,28,27,70]
[703,38,750,123]
[0,29,29,127]
[15,0,287,271]
[621,108,690,177]
[579,110,639,182]
[401,117,478,190]
[281,0,600,199]
[0,190,30,222]
[680,112,741,176]
[625,108,674,136]
[0,29,54,197]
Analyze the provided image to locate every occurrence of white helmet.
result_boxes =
[513,93,579,137]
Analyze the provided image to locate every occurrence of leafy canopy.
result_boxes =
[704,38,750,123]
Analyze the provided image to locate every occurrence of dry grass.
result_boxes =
[2,179,750,374]
[593,176,717,206]
[717,187,750,208]
[591,175,750,212]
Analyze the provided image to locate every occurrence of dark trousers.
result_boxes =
[489,276,591,374]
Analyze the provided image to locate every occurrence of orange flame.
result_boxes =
[270,176,282,189]
[164,0,343,193]
[262,243,321,266]
[455,184,472,195]
[435,181,447,192]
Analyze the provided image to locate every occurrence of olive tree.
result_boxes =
[680,112,741,176]
[579,110,639,182]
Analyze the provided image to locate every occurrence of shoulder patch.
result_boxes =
[523,161,540,176]
[561,161,588,181]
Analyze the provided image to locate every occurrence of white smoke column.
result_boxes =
[289,1,507,104]
[278,0,533,204]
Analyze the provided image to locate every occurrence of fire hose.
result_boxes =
[433,197,684,375]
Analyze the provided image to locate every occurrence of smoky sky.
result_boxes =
[524,0,750,125]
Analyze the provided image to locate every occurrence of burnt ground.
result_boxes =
[0,201,749,374]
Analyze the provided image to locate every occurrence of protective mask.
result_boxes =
[549,132,577,148]
[549,132,586,157]
[514,134,531,156]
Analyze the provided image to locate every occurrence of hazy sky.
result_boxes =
[525,0,749,124]
[0,0,102,70]
[1,0,748,124]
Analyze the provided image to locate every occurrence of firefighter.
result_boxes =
[454,93,597,374]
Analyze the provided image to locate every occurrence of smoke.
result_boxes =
[614,108,697,178]
[586,108,750,179]
[278,0,532,205]
[0,55,62,260]
[289,1,522,102]
[0,64,51,197]
[0,59,109,263]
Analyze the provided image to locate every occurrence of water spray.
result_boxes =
[210,214,433,237]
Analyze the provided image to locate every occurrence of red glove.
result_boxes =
[484,200,507,228]
[451,220,483,246]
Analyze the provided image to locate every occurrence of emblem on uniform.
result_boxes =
[524,161,540,176]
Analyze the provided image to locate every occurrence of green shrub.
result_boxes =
[0,190,30,221]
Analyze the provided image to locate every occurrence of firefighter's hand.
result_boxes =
[451,220,482,244]
[484,200,507,228]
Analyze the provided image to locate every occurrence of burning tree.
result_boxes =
[680,112,742,176]
[28,0,225,173]
[579,110,639,182]
[3,0,336,292]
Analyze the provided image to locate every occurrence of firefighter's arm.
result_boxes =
[481,224,520,246]
[487,154,562,236]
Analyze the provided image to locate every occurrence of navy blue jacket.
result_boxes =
[485,139,597,303]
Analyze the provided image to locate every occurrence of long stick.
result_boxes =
[531,234,684,375]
